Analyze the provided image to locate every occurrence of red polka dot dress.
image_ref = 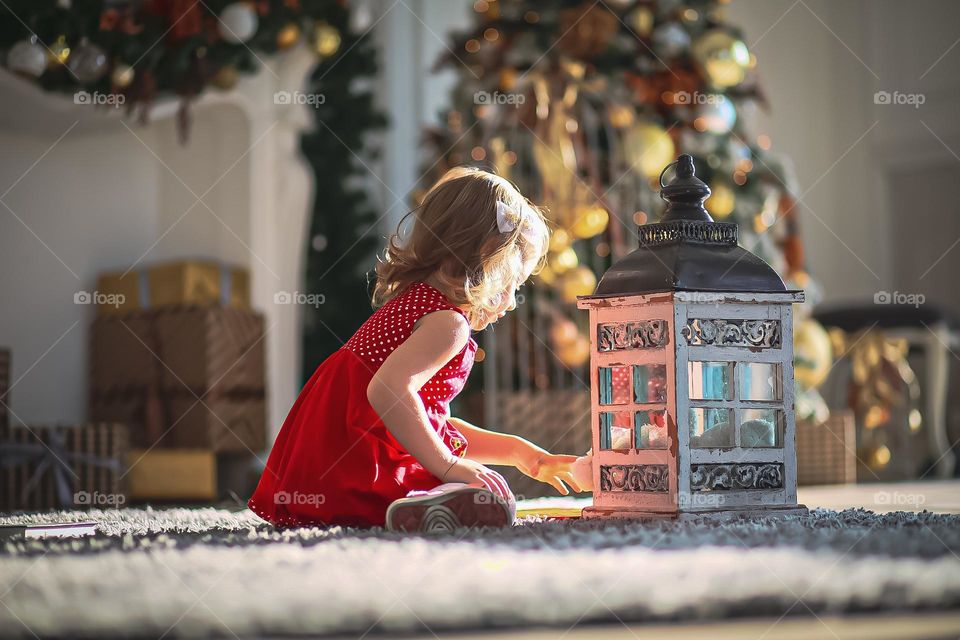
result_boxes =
[248,282,477,528]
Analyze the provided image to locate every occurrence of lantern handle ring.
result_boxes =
[658,160,679,190]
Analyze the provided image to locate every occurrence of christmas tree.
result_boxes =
[422,0,815,467]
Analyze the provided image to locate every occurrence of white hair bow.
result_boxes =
[496,201,520,234]
[496,200,543,245]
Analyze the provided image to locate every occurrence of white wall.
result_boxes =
[0,50,314,436]
[728,0,960,307]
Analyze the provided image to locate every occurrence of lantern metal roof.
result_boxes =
[591,154,789,297]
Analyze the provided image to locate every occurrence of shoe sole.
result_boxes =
[385,486,513,533]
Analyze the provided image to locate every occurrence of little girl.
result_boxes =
[248,167,585,532]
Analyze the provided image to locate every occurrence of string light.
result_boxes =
[757,134,772,150]
[483,27,499,42]
[596,242,610,257]
[524,10,539,23]
[471,146,487,161]
[465,39,481,53]
[633,211,648,225]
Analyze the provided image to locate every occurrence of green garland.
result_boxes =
[0,0,350,127]
[300,4,387,382]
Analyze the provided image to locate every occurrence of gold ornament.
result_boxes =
[627,7,655,37]
[550,318,579,347]
[311,21,342,58]
[705,183,735,219]
[537,264,558,285]
[570,205,609,239]
[47,36,71,68]
[559,266,597,303]
[692,29,750,89]
[608,103,635,129]
[557,334,590,367]
[277,22,301,50]
[861,444,892,469]
[623,122,676,179]
[549,228,573,252]
[793,319,833,390]
[211,65,239,90]
[499,66,517,91]
[549,247,579,275]
[111,62,134,87]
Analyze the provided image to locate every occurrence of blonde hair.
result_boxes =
[372,167,549,328]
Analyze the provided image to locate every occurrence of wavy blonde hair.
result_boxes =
[372,167,549,329]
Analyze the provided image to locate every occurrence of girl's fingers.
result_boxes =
[550,454,580,464]
[550,476,569,495]
[563,472,583,493]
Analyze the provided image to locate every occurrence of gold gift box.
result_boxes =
[96,260,250,315]
[125,448,217,501]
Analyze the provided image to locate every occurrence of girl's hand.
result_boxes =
[442,457,514,503]
[515,445,586,495]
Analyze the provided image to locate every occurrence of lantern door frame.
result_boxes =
[674,291,803,512]
[580,292,679,516]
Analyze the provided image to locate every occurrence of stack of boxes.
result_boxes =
[89,260,266,501]
[0,349,132,511]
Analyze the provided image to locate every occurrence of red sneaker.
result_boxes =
[385,482,516,533]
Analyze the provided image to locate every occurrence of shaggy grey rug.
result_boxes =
[0,505,958,638]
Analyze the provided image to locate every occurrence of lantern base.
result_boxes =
[582,503,809,522]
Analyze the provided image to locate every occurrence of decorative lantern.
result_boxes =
[577,154,807,520]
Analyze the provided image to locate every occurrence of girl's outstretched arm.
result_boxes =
[449,417,586,495]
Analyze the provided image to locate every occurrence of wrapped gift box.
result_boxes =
[152,306,265,393]
[166,393,266,453]
[96,260,249,316]
[91,389,265,453]
[125,448,216,501]
[91,306,265,396]
[796,410,857,486]
[0,423,129,511]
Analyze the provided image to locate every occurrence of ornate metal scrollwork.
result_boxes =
[597,320,668,352]
[599,464,670,492]
[681,318,781,348]
[689,463,784,491]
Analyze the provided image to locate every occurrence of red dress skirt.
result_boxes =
[248,282,476,528]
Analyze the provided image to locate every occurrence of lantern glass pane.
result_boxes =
[740,362,782,401]
[689,407,734,448]
[740,408,784,448]
[600,411,633,450]
[634,364,668,403]
[634,409,669,449]
[598,366,632,405]
[688,361,732,401]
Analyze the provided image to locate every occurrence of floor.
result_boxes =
[342,611,960,640]
[390,480,960,640]
[798,479,960,514]
[2,480,957,639]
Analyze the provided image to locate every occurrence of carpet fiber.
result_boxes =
[1,504,959,638]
